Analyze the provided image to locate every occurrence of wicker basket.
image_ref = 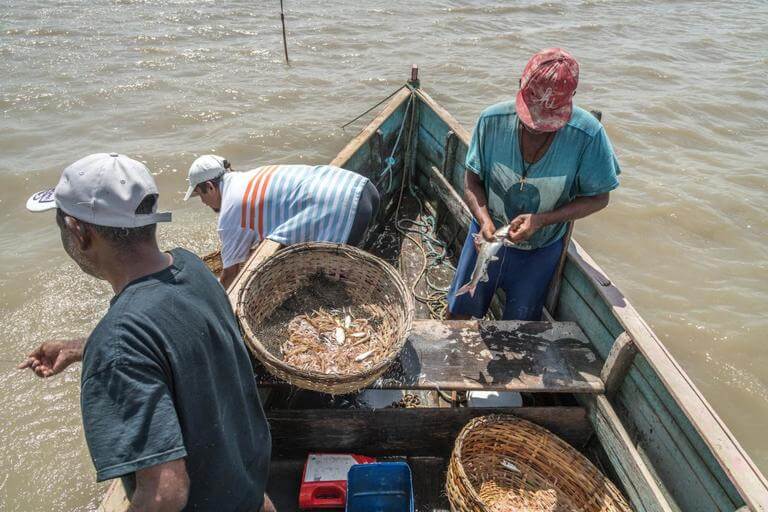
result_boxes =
[237,242,414,394]
[446,415,631,512]
[202,250,222,277]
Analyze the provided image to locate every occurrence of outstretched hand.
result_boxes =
[18,339,84,378]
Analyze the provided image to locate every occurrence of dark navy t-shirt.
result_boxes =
[80,248,271,511]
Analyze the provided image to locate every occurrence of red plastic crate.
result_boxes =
[299,453,376,510]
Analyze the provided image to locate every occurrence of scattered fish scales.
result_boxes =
[280,306,393,375]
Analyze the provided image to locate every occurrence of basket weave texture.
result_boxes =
[237,242,413,394]
[446,415,632,512]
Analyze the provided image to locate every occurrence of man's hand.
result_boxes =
[507,214,543,244]
[474,221,497,252]
[18,339,84,378]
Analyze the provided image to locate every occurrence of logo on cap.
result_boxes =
[515,48,579,132]
[33,189,55,203]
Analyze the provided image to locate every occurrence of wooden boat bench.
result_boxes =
[251,319,604,394]
[228,240,604,395]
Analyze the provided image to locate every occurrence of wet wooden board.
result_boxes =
[255,320,604,393]
[267,406,592,456]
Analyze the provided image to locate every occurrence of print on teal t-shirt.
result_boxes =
[465,102,621,250]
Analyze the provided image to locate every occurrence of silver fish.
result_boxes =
[455,224,512,298]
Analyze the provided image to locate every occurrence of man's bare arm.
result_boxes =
[219,263,242,290]
[127,458,189,512]
[465,172,496,244]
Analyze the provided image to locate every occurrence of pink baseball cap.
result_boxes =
[516,48,579,132]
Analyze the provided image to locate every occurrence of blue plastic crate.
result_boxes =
[345,462,415,512]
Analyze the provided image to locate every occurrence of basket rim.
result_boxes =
[237,242,415,385]
[449,414,630,511]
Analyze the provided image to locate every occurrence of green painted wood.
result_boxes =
[557,277,616,358]
[341,97,408,179]
[585,395,678,512]
[560,268,741,510]
[416,98,471,196]
[619,374,737,511]
[418,99,452,150]
[560,278,716,509]
[417,125,446,169]
[562,261,743,507]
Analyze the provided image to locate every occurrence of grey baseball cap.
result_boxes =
[26,152,172,227]
[183,154,228,201]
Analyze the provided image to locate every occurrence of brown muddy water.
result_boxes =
[1,1,767,510]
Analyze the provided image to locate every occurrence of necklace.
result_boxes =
[517,119,554,190]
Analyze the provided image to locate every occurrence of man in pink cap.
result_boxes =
[447,48,621,320]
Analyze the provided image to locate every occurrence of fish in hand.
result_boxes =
[455,224,513,297]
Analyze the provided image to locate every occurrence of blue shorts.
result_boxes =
[447,220,564,320]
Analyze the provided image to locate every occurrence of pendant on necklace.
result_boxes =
[519,177,526,190]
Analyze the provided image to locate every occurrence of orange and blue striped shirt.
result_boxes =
[217,165,368,268]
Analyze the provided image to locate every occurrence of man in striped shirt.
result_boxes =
[183,155,380,288]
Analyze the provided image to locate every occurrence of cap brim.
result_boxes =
[515,90,571,132]
[26,188,57,212]
[183,185,198,201]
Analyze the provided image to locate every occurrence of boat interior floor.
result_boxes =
[267,456,450,512]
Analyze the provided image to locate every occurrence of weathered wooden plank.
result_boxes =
[602,332,638,399]
[545,222,574,316]
[343,109,407,179]
[563,254,751,508]
[267,406,592,456]
[422,165,473,228]
[395,320,604,392]
[255,320,604,393]
[585,395,678,512]
[331,87,412,169]
[561,275,732,509]
[415,89,471,146]
[417,98,449,139]
[562,266,738,507]
[558,277,616,358]
[617,372,736,510]
[442,131,457,180]
[417,125,445,168]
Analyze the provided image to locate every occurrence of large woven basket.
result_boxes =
[237,242,414,395]
[447,415,631,512]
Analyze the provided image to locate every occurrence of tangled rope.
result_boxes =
[394,192,455,319]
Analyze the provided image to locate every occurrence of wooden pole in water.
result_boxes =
[279,0,290,65]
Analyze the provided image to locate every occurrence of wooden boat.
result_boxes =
[100,70,767,512]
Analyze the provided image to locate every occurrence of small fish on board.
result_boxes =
[455,224,513,297]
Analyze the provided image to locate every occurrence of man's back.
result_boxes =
[216,164,368,268]
[81,248,271,511]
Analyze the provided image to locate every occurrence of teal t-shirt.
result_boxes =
[466,101,621,249]
[80,248,271,511]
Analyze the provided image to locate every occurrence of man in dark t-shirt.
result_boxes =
[19,153,273,511]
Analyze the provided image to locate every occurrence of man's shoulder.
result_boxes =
[82,300,151,381]
[564,106,604,138]
[479,100,517,121]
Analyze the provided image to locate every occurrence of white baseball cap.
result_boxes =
[183,154,228,201]
[26,153,172,227]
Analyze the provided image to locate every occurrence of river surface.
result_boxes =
[0,0,766,509]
